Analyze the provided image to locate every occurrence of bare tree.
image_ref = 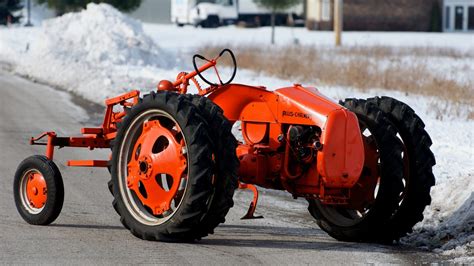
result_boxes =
[253,0,301,44]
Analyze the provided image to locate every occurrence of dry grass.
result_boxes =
[201,45,473,119]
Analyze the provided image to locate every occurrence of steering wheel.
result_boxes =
[192,48,237,86]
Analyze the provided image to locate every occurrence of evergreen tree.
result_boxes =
[253,0,301,44]
[0,0,23,25]
[36,0,142,16]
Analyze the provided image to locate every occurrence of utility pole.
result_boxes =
[334,0,343,46]
[25,0,33,27]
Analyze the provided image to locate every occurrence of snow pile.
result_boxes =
[0,3,171,102]
[406,175,473,260]
[404,174,473,255]
[35,3,163,66]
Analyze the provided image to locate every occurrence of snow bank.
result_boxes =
[0,3,171,102]
[402,151,473,254]
[36,3,163,66]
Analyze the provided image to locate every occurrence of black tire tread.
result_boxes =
[183,94,239,237]
[366,96,435,240]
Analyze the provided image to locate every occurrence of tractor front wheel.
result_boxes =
[13,155,64,225]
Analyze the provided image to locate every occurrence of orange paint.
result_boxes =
[126,120,186,215]
[26,171,47,209]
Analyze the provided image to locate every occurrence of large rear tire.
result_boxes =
[110,91,215,241]
[308,99,405,243]
[366,96,435,240]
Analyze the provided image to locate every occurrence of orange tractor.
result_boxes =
[14,49,435,243]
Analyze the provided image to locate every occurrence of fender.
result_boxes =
[276,85,364,188]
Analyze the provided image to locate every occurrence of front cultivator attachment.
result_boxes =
[14,49,435,244]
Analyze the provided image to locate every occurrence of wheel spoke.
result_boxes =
[151,142,186,179]
[212,66,223,85]
[135,176,167,215]
[137,121,163,156]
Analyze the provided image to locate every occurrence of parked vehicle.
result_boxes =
[14,49,436,243]
[171,0,236,28]
[171,0,303,28]
[230,0,304,27]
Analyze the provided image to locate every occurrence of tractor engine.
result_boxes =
[237,106,365,204]
[238,123,320,192]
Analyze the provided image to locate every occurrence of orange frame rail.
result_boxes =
[30,90,140,167]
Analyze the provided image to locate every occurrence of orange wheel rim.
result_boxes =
[21,170,47,212]
[126,119,187,216]
[118,109,191,226]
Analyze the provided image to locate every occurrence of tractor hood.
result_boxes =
[275,85,364,188]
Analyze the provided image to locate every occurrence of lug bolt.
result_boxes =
[313,141,323,151]
[277,134,284,142]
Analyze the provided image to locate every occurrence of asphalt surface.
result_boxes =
[0,69,443,264]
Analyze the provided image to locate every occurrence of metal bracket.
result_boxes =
[239,183,263,219]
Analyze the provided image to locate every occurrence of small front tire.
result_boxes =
[13,155,64,225]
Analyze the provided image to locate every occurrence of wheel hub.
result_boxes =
[26,172,47,209]
[139,161,148,173]
[133,155,153,180]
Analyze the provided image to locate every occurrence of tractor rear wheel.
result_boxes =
[14,155,64,225]
[110,91,215,241]
[308,99,405,243]
[366,96,435,240]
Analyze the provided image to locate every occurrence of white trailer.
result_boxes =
[171,0,304,28]
[232,0,304,26]
[171,0,237,28]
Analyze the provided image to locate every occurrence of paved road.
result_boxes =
[0,70,442,264]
